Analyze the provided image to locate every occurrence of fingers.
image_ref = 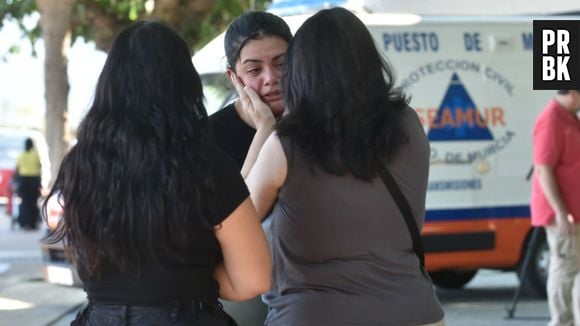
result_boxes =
[243,86,270,117]
[230,74,265,112]
[230,73,242,92]
[241,86,275,130]
[229,74,275,130]
[230,74,249,104]
[243,86,262,106]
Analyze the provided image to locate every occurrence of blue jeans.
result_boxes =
[71,301,237,325]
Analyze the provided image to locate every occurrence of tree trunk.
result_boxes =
[36,0,74,186]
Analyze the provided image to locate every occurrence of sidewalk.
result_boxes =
[0,208,550,325]
[0,209,86,325]
[0,280,85,325]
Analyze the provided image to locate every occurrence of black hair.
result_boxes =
[277,7,410,180]
[43,21,216,279]
[25,138,34,151]
[557,90,570,95]
[224,11,292,70]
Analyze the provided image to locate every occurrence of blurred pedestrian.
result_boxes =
[16,137,41,230]
[43,21,271,326]
[241,7,445,325]
[531,90,580,326]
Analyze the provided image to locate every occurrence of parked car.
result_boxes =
[41,193,83,287]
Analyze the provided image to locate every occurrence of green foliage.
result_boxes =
[199,0,245,49]
[0,1,41,58]
[95,0,148,19]
[0,0,37,27]
[70,0,147,47]
[198,0,271,50]
[2,0,272,52]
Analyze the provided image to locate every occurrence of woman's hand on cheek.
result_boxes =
[242,86,275,131]
[230,73,250,108]
[230,74,275,131]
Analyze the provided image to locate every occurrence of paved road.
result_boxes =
[0,216,44,292]
[0,209,86,325]
[0,208,551,325]
[438,270,550,325]
[51,270,551,325]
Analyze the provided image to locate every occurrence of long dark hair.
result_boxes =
[277,7,409,179]
[224,11,292,71]
[43,21,216,279]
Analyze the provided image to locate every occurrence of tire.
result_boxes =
[518,227,549,298]
[430,269,478,289]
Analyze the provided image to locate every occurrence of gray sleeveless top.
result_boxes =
[263,107,444,325]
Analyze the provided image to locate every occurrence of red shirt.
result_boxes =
[531,99,580,226]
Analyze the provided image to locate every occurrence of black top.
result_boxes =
[209,103,256,168]
[81,149,249,305]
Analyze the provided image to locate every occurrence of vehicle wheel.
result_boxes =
[518,227,548,298]
[430,269,478,289]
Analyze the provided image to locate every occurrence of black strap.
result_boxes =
[378,165,425,267]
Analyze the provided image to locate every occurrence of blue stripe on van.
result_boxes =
[425,205,531,222]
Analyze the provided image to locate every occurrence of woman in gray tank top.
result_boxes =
[239,7,445,326]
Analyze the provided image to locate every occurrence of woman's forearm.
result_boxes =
[241,127,274,178]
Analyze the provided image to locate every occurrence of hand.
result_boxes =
[555,212,575,236]
[230,74,275,131]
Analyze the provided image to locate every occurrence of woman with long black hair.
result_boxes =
[242,8,444,325]
[44,21,271,325]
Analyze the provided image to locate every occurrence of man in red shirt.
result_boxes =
[531,90,580,326]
